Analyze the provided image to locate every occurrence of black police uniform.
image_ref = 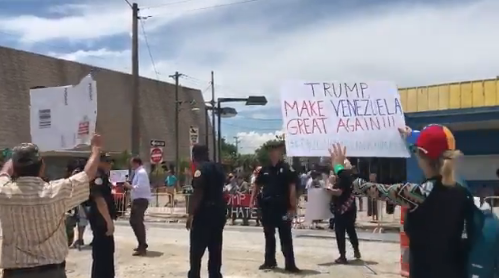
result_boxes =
[88,168,117,278]
[188,161,226,278]
[255,161,299,271]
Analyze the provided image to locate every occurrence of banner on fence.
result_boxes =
[223,193,258,219]
[30,74,98,152]
[280,81,409,158]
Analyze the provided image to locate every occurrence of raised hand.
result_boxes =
[328,143,347,167]
[91,134,102,149]
[398,126,412,139]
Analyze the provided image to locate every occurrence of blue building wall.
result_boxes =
[405,129,499,183]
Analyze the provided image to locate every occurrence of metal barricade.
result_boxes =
[293,194,307,229]
[358,198,400,233]
[147,192,188,216]
[113,192,128,217]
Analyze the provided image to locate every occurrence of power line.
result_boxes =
[122,0,133,8]
[139,19,160,79]
[146,0,265,16]
[142,0,200,10]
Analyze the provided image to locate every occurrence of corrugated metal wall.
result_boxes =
[399,79,499,112]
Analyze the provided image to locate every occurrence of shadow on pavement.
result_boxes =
[268,268,322,275]
[143,251,164,258]
[317,259,378,267]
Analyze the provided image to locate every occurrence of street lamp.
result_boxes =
[203,105,237,160]
[216,96,268,163]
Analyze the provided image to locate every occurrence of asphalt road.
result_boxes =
[65,224,402,278]
[115,220,400,243]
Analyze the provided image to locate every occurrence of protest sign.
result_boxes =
[30,75,97,152]
[280,81,409,157]
[110,170,129,184]
[223,193,258,219]
[304,188,333,223]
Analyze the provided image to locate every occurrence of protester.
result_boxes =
[252,141,300,273]
[88,152,117,278]
[366,173,379,221]
[0,134,102,278]
[327,159,360,263]
[165,169,177,206]
[124,157,151,256]
[187,144,226,278]
[238,176,250,194]
[329,125,473,278]
[327,173,336,230]
[65,159,87,248]
[251,166,262,226]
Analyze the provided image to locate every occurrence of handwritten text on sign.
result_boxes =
[280,81,409,158]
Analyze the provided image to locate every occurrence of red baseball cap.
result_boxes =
[414,125,455,160]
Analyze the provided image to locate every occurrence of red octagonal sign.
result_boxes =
[150,147,163,164]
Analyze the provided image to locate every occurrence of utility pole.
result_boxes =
[131,2,140,157]
[170,71,183,175]
[233,136,240,155]
[210,71,217,162]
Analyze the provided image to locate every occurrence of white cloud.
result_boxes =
[4,0,499,152]
[22,0,499,102]
[50,48,130,61]
[236,131,283,154]
[0,0,231,44]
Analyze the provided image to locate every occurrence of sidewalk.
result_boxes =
[124,198,402,232]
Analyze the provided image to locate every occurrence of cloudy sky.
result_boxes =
[1,0,499,153]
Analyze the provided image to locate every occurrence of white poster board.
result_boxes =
[304,188,333,223]
[110,170,129,184]
[280,81,409,158]
[30,75,97,152]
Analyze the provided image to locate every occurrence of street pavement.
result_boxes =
[114,220,400,243]
[64,224,402,278]
[141,195,402,232]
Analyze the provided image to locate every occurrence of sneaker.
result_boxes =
[258,263,277,270]
[132,249,147,256]
[354,249,361,259]
[335,257,348,264]
[134,244,149,252]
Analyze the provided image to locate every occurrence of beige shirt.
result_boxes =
[0,171,90,269]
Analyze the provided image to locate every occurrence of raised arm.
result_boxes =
[60,134,102,210]
[329,141,432,212]
[350,175,432,211]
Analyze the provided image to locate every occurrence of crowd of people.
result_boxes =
[0,124,496,278]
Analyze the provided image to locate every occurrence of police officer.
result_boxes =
[253,141,300,272]
[88,153,117,278]
[187,144,226,278]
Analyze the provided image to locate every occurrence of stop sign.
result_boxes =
[150,147,163,164]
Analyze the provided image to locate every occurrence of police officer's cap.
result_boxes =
[265,140,285,151]
[100,152,113,163]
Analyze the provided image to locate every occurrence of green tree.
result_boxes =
[254,135,285,165]
[112,150,132,170]
[220,138,238,164]
[236,154,258,169]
